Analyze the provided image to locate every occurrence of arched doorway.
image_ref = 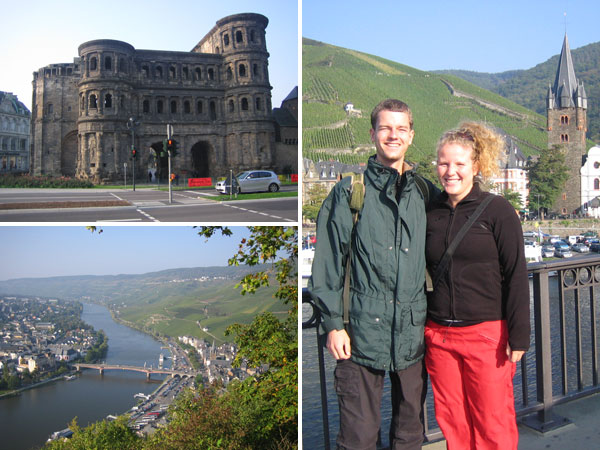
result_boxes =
[150,141,169,181]
[61,131,78,177]
[190,141,211,177]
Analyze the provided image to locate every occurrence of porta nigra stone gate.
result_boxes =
[31,13,283,183]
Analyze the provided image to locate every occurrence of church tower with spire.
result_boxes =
[546,33,588,215]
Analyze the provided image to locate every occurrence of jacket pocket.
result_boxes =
[408,302,426,361]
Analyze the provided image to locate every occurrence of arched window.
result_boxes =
[561,115,569,125]
[241,98,249,111]
[195,68,202,81]
[236,30,243,43]
[90,95,97,109]
[208,68,214,80]
[155,66,163,78]
[105,56,112,70]
[104,93,112,108]
[182,67,189,80]
[594,178,600,190]
[561,134,569,142]
[142,65,149,78]
[169,66,176,79]
[210,101,217,120]
[197,100,203,114]
[226,67,233,80]
[170,100,177,114]
[184,101,191,114]
[90,57,97,71]
[228,100,235,113]
[224,34,230,46]
[239,64,247,77]
[143,100,150,113]
[157,100,163,114]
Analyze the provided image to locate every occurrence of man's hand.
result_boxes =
[327,329,351,360]
[506,343,525,363]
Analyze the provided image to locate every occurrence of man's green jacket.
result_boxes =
[309,156,429,372]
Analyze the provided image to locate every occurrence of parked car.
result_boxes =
[571,243,590,253]
[555,248,573,258]
[541,245,555,258]
[590,243,600,253]
[216,170,280,194]
[553,241,570,251]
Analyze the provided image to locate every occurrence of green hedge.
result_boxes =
[0,174,94,188]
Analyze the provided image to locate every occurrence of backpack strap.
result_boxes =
[342,173,364,325]
[432,194,495,290]
[413,173,430,205]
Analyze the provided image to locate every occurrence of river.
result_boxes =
[0,302,169,450]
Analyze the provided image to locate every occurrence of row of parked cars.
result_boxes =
[524,232,599,259]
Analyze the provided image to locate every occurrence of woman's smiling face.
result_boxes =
[437,142,479,207]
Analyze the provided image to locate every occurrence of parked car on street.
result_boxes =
[216,170,280,194]
[590,243,600,253]
[553,241,570,251]
[571,243,590,253]
[541,245,555,258]
[555,248,573,258]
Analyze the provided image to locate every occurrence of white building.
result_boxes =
[490,134,529,210]
[0,92,30,173]
[580,145,600,217]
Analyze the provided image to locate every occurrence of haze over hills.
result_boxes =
[0,265,284,342]
[435,39,600,143]
[303,38,548,165]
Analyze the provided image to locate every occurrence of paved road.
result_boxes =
[0,188,298,222]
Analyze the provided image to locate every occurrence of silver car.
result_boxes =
[217,170,280,194]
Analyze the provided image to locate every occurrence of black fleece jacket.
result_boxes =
[425,184,531,351]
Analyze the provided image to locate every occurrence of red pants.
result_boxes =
[425,320,518,450]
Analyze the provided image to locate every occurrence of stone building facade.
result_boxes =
[0,92,30,173]
[546,33,588,215]
[31,13,290,183]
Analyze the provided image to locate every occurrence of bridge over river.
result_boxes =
[74,363,189,379]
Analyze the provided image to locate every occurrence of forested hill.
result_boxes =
[435,40,600,143]
[302,37,547,166]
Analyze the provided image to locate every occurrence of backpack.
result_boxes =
[342,171,433,325]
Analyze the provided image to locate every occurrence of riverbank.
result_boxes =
[521,218,600,234]
[0,374,68,399]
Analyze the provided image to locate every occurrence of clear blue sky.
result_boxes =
[1,0,298,110]
[0,226,252,281]
[302,0,599,73]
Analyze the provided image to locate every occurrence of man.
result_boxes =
[309,99,436,450]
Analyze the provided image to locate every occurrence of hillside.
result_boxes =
[302,38,548,165]
[436,40,600,143]
[0,265,284,342]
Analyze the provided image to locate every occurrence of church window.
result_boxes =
[228,100,235,113]
[170,100,177,114]
[104,94,112,108]
[169,66,176,79]
[156,66,163,78]
[256,97,262,110]
[561,134,569,142]
[208,68,214,80]
[595,179,600,190]
[90,57,97,71]
[236,30,243,43]
[224,34,230,46]
[561,115,569,125]
[197,100,203,114]
[184,101,191,114]
[157,100,163,114]
[143,100,150,113]
[182,67,189,80]
[105,56,112,70]
[226,67,233,80]
[210,101,217,120]
[142,65,150,78]
[90,95,97,109]
[195,67,202,81]
[241,98,249,111]
[239,64,247,77]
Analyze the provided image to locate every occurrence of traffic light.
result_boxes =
[167,139,178,157]
[131,147,137,158]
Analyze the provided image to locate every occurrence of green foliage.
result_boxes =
[501,188,523,210]
[44,416,141,450]
[303,183,329,223]
[0,174,94,188]
[528,145,569,212]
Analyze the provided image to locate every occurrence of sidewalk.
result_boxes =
[423,393,600,449]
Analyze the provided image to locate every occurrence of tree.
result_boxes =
[501,188,523,211]
[45,416,141,450]
[302,183,328,223]
[528,145,569,218]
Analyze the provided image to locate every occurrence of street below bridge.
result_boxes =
[0,187,297,222]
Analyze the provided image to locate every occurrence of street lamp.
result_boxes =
[126,117,140,191]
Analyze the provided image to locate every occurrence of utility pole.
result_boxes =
[167,124,174,204]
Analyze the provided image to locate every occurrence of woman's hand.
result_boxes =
[506,343,525,363]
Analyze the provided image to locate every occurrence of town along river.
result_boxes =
[0,303,169,450]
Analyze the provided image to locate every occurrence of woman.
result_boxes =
[424,122,530,450]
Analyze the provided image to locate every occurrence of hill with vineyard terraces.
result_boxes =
[302,38,549,165]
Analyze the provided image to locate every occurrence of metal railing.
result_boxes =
[303,256,600,448]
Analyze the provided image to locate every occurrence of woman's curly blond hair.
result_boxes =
[437,122,505,180]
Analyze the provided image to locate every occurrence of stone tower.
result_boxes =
[546,33,588,215]
[30,13,283,184]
